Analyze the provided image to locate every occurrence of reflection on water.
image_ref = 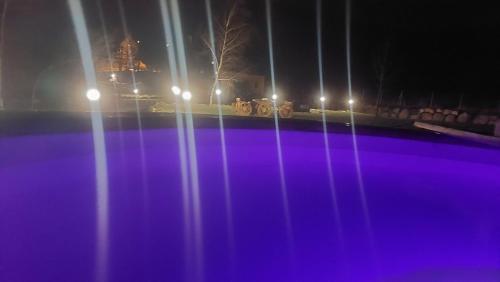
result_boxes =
[1,128,500,281]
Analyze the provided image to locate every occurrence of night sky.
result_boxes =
[3,0,500,107]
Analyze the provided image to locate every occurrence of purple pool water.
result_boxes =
[1,126,500,281]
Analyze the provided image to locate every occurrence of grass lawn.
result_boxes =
[153,103,416,130]
[1,103,493,135]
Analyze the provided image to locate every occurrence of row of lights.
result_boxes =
[108,72,277,103]
[171,86,192,101]
[86,85,213,102]
[170,85,223,101]
[88,87,356,105]
[92,76,356,105]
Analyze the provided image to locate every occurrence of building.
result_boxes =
[96,36,148,73]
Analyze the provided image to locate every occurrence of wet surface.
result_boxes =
[1,127,500,281]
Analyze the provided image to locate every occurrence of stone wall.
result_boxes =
[370,106,498,126]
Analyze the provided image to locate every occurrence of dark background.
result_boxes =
[2,0,500,108]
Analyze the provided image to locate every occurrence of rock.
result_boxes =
[423,108,435,114]
[432,112,444,122]
[457,112,470,123]
[377,107,387,115]
[443,109,452,115]
[398,108,410,119]
[496,120,500,137]
[451,110,459,115]
[421,112,433,121]
[380,112,390,118]
[436,108,443,113]
[410,114,420,120]
[473,114,489,125]
[444,114,456,123]
[389,108,400,118]
[410,108,420,115]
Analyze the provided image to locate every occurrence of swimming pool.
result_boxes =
[1,118,500,281]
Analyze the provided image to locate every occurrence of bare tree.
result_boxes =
[373,41,391,108]
[203,0,251,105]
[0,0,9,109]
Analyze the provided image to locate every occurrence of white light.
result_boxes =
[110,73,117,80]
[137,40,141,44]
[320,96,326,102]
[133,88,139,94]
[182,91,192,101]
[348,99,354,105]
[171,86,181,95]
[86,89,101,101]
[215,88,222,96]
[271,94,278,101]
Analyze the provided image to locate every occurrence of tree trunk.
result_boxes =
[0,0,9,110]
[209,80,216,105]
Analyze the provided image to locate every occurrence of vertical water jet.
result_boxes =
[265,0,295,261]
[158,1,192,277]
[67,1,109,281]
[170,0,205,280]
[345,0,377,275]
[317,0,344,245]
[203,0,236,268]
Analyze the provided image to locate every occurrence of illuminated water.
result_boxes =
[344,0,374,246]
[316,0,343,243]
[1,121,500,281]
[67,1,110,280]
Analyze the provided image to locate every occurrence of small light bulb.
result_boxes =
[133,88,139,94]
[215,89,222,96]
[271,94,278,101]
[348,99,354,105]
[110,73,117,79]
[86,89,101,101]
[320,96,326,102]
[182,91,192,101]
[171,86,181,95]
